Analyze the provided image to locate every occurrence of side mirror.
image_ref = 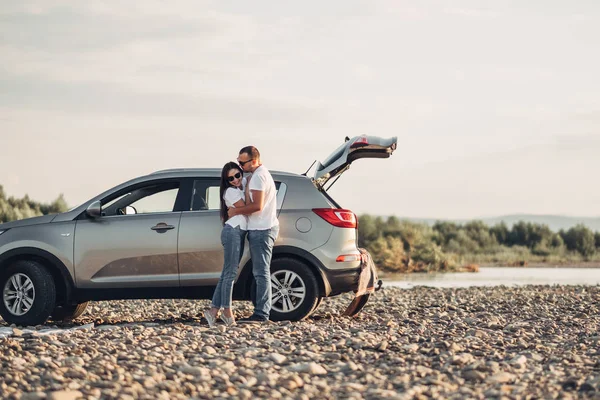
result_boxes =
[86,201,102,219]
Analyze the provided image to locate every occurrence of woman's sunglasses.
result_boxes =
[227,172,242,182]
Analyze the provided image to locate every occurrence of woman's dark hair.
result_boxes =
[220,162,244,225]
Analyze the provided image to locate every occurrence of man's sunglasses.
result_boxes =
[227,172,242,182]
[238,159,254,166]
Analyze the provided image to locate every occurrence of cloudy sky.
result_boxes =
[1,0,599,219]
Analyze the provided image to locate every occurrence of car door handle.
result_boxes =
[151,223,175,231]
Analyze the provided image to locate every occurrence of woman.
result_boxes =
[204,162,248,327]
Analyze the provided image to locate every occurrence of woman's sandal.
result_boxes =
[220,314,236,326]
[204,310,218,327]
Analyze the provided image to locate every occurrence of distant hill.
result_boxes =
[399,215,600,233]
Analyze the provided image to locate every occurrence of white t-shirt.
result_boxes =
[224,178,248,230]
[248,165,279,230]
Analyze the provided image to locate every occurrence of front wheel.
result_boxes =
[268,258,319,322]
[0,260,56,326]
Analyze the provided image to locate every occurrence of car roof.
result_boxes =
[148,168,304,179]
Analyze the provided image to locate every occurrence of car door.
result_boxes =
[177,177,227,286]
[313,135,398,190]
[74,179,183,289]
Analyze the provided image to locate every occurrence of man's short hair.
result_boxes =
[239,146,260,161]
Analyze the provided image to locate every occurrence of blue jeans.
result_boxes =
[211,225,246,309]
[248,225,279,320]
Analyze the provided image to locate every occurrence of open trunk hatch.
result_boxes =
[313,135,397,189]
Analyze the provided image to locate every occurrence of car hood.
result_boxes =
[0,214,58,230]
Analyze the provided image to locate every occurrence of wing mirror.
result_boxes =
[86,201,102,219]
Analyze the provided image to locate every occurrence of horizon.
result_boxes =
[2,1,600,219]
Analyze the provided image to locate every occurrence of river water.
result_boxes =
[383,267,600,288]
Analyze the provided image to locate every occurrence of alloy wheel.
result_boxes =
[271,270,306,313]
[3,273,36,316]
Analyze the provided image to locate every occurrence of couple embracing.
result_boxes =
[204,146,279,327]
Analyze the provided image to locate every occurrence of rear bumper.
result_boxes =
[322,266,362,296]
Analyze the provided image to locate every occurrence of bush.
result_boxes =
[369,235,407,272]
[490,222,509,245]
[561,224,596,258]
[464,220,497,249]
[432,221,460,246]
[412,241,459,272]
[0,185,68,223]
[445,230,479,254]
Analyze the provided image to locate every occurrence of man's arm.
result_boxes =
[244,177,252,205]
[229,190,264,217]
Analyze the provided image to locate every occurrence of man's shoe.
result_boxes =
[238,314,268,324]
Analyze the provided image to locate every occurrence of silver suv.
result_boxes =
[0,136,396,326]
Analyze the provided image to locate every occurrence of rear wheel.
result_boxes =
[0,260,56,326]
[268,258,319,321]
[311,296,324,315]
[51,302,89,322]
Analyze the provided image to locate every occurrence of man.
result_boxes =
[228,146,279,323]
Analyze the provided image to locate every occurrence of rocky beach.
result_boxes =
[1,285,599,399]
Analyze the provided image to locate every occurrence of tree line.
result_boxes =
[359,215,600,273]
[0,185,68,223]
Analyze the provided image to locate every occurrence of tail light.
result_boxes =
[336,254,362,262]
[312,208,357,228]
[350,136,369,148]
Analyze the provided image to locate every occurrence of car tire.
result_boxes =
[0,260,56,326]
[50,302,89,322]
[267,257,319,322]
[311,296,324,315]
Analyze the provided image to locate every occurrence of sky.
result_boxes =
[1,0,599,219]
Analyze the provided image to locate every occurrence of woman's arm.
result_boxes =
[229,190,264,217]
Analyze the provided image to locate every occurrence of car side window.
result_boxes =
[190,179,286,212]
[190,179,219,211]
[101,181,181,216]
[130,187,179,214]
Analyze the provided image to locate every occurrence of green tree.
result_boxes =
[0,185,68,223]
[529,224,554,248]
[490,222,509,245]
[595,231,600,250]
[358,214,380,248]
[395,221,428,258]
[445,230,479,254]
[550,233,564,249]
[383,215,401,237]
[561,224,596,257]
[508,221,532,247]
[432,221,460,246]
[464,220,497,249]
[412,241,457,272]
[369,235,406,272]
[40,194,69,215]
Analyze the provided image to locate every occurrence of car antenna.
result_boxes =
[302,160,317,176]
